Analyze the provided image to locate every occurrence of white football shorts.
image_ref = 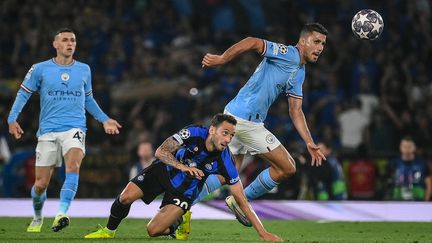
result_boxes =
[224,110,281,155]
[35,128,86,167]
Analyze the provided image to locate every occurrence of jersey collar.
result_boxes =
[51,58,75,66]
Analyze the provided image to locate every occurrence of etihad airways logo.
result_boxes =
[48,90,82,96]
[48,90,82,101]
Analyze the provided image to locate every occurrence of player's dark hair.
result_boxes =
[401,136,415,143]
[210,113,237,127]
[300,23,328,36]
[54,27,74,39]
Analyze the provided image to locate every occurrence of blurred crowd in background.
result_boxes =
[0,0,431,200]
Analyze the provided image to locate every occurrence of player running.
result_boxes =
[198,23,328,225]
[84,114,282,242]
[7,28,122,232]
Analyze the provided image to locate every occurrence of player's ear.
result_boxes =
[300,37,306,45]
[52,40,57,49]
[209,126,216,135]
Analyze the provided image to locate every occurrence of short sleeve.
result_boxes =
[21,64,42,93]
[220,149,240,185]
[172,126,204,145]
[285,68,305,98]
[262,40,299,65]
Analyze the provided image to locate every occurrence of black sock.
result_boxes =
[107,196,131,231]
[167,215,183,235]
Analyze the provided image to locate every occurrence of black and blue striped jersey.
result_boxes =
[156,125,239,201]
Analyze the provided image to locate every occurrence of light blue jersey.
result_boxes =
[225,40,305,123]
[8,58,109,137]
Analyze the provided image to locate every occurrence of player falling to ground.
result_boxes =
[198,23,328,225]
[7,28,122,232]
[84,114,282,242]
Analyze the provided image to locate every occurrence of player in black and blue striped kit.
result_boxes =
[85,114,281,242]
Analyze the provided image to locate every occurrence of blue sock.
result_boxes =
[244,168,279,200]
[31,186,46,220]
[58,172,79,215]
[193,175,222,205]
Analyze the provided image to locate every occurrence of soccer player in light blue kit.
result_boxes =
[7,28,122,232]
[199,23,328,226]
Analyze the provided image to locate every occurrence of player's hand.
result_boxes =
[307,142,326,166]
[178,164,204,180]
[103,118,122,135]
[259,231,283,242]
[9,122,24,139]
[201,54,226,67]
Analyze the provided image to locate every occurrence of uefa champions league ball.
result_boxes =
[351,9,384,40]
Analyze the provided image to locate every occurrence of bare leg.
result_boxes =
[147,204,184,237]
[258,145,296,182]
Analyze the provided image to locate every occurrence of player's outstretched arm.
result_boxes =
[229,182,282,242]
[8,122,24,140]
[155,137,204,180]
[202,37,265,68]
[288,96,326,166]
[102,118,122,135]
[7,88,33,140]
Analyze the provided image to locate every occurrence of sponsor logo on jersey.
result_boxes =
[48,90,82,96]
[137,175,144,181]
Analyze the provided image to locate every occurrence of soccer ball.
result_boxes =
[351,9,384,40]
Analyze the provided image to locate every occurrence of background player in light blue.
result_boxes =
[200,23,328,223]
[7,28,122,232]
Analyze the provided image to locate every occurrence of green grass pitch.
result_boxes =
[0,218,430,243]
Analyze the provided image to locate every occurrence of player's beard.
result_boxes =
[210,137,222,152]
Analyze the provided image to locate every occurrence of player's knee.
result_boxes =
[273,163,296,181]
[34,184,48,194]
[119,192,134,205]
[282,163,296,177]
[65,162,81,173]
[146,223,162,237]
[34,179,49,193]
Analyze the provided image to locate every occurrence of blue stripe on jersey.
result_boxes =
[183,179,200,198]
[171,171,187,189]
[225,40,305,123]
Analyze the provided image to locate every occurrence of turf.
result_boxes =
[0,218,430,243]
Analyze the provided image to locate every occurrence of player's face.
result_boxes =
[53,32,76,58]
[301,31,326,63]
[400,140,416,157]
[137,142,154,160]
[209,121,236,152]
